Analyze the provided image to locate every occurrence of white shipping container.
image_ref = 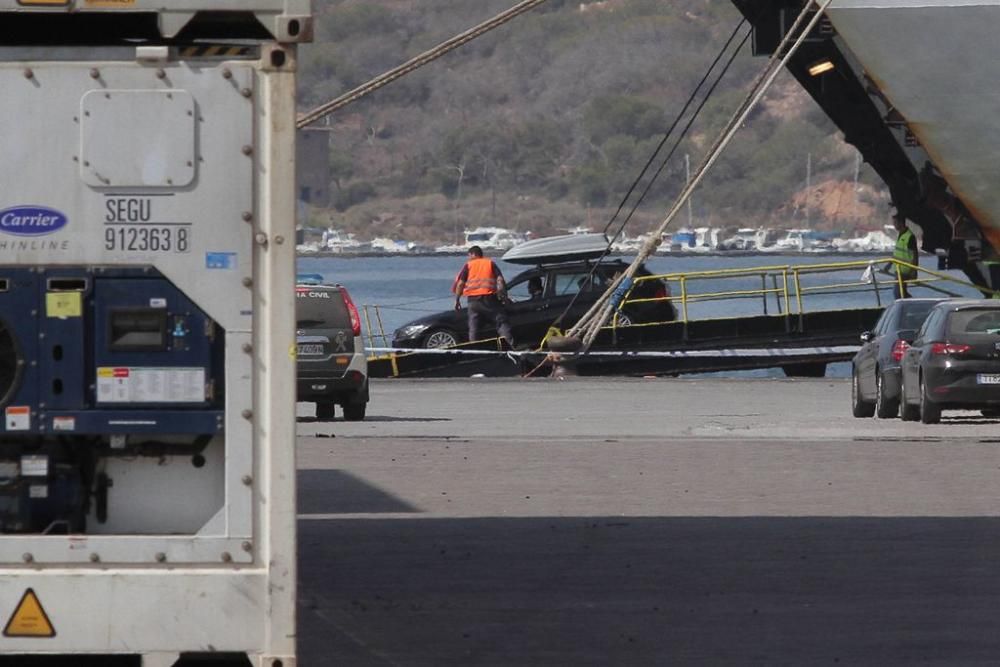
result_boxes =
[0,3,311,665]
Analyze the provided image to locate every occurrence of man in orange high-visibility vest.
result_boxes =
[453,245,514,347]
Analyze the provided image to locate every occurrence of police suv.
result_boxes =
[296,275,369,420]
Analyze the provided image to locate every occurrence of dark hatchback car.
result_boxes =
[296,279,369,421]
[392,259,675,349]
[899,300,1000,424]
[851,298,944,418]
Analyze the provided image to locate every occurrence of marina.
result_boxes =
[296,225,898,258]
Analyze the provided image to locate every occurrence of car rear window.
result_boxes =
[898,302,938,330]
[296,287,351,329]
[947,308,1000,336]
[552,272,608,295]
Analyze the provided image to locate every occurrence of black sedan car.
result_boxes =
[392,259,675,349]
[851,298,943,418]
[899,299,1000,423]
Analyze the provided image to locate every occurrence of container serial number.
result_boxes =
[105,226,190,253]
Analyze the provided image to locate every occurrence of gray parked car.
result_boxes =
[296,276,369,421]
[851,298,944,418]
[899,299,1000,424]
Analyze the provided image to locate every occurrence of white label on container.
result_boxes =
[21,455,48,477]
[96,367,206,403]
[5,406,29,431]
[29,485,49,499]
[52,416,76,432]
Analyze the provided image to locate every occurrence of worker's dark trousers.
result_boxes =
[467,295,513,345]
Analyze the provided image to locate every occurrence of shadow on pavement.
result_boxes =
[299,516,1000,666]
[297,416,451,424]
[298,469,419,515]
[360,416,453,423]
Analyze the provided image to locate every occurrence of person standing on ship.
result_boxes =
[889,210,918,299]
[452,245,514,347]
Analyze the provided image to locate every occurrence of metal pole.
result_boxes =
[761,273,768,315]
[363,305,375,349]
[772,273,783,315]
[685,153,693,227]
[375,306,389,347]
[806,152,812,226]
[794,269,804,333]
[853,151,861,221]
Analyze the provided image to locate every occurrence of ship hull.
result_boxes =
[827,1,1000,242]
[732,0,1000,290]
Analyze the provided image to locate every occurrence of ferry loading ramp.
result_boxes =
[367,257,995,378]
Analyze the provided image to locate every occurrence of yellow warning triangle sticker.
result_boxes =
[3,588,56,638]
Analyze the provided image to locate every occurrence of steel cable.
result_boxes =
[600,18,750,246]
[544,18,751,332]
[601,27,752,255]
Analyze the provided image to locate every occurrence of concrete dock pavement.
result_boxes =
[296,378,1000,665]
[296,376,1000,441]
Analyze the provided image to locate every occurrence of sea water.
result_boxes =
[297,253,976,378]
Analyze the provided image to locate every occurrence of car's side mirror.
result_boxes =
[897,328,917,344]
[860,330,874,343]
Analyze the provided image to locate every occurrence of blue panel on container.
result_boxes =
[0,269,40,417]
[0,266,224,435]
[44,410,224,436]
[92,275,216,407]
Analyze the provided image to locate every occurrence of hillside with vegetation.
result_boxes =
[297,0,892,245]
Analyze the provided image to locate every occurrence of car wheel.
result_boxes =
[851,366,875,418]
[899,376,920,422]
[424,328,459,349]
[342,402,367,421]
[614,311,634,327]
[919,374,941,424]
[315,402,336,421]
[875,370,899,419]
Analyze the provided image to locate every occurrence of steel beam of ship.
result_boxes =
[732,0,1000,292]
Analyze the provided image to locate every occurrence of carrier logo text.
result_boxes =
[0,206,68,236]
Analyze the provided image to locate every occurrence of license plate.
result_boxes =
[297,344,324,356]
[977,374,1000,385]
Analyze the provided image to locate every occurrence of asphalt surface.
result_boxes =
[296,378,1000,665]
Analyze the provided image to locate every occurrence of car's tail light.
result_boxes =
[652,281,670,300]
[891,339,910,362]
[930,342,971,356]
[340,288,362,337]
